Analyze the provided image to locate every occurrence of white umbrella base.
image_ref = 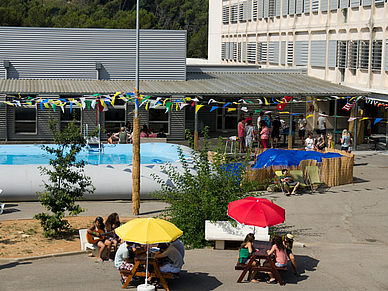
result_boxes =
[137,283,155,291]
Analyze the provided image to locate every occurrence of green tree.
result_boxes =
[34,117,96,237]
[151,131,260,248]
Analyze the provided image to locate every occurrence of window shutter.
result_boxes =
[337,41,347,68]
[275,0,281,15]
[222,6,230,23]
[330,0,338,10]
[310,40,326,67]
[304,0,310,13]
[296,0,304,14]
[261,42,268,63]
[321,0,328,11]
[239,2,247,21]
[312,0,319,12]
[242,42,247,62]
[247,42,257,63]
[258,0,264,18]
[362,0,371,5]
[339,0,349,8]
[371,39,382,72]
[264,0,269,17]
[287,42,294,65]
[385,40,388,71]
[281,41,286,64]
[359,40,369,70]
[295,41,308,66]
[328,40,337,68]
[350,0,360,7]
[282,0,289,15]
[231,4,238,22]
[253,0,258,19]
[233,42,238,61]
[222,43,226,60]
[268,42,279,64]
[347,40,359,69]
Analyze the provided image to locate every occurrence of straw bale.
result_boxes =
[339,155,354,185]
[321,157,341,187]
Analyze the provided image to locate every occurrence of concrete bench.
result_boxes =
[205,220,270,250]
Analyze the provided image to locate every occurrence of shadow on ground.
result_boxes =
[165,270,222,290]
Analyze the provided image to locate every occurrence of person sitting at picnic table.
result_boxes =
[87,216,113,262]
[283,234,300,276]
[237,233,260,283]
[280,169,300,196]
[155,243,183,274]
[115,241,136,284]
[265,235,288,284]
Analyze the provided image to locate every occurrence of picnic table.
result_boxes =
[235,240,287,286]
[370,134,388,150]
[120,253,173,290]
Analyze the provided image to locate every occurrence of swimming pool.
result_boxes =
[0,143,187,165]
[0,143,192,201]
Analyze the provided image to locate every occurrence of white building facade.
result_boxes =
[208,0,388,94]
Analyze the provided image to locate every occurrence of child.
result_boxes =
[260,120,269,149]
[245,120,255,149]
[327,132,334,149]
[87,217,113,262]
[266,235,288,284]
[237,233,259,283]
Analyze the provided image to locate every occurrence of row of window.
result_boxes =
[13,106,169,134]
[222,0,385,23]
[221,39,387,71]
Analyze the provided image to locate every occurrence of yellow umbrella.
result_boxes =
[115,217,183,244]
[115,218,183,289]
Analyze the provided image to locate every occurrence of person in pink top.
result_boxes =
[265,235,288,284]
[238,118,246,153]
[259,120,269,148]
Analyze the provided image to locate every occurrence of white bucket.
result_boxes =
[137,283,155,291]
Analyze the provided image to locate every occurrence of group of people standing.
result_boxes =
[238,112,284,152]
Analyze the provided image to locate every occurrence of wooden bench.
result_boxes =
[235,262,288,272]
[205,220,270,249]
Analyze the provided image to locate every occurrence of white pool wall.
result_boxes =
[0,143,193,201]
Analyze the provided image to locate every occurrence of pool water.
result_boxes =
[0,143,187,165]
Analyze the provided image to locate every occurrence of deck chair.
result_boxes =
[305,166,325,192]
[275,170,295,196]
[290,170,310,193]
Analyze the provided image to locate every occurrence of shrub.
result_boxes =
[34,117,96,237]
[151,129,261,248]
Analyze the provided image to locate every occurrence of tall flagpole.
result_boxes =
[132,0,140,215]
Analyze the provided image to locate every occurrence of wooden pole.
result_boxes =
[194,101,199,150]
[132,0,140,216]
[132,92,140,215]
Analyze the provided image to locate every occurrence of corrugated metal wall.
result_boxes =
[0,95,6,140]
[0,27,186,81]
[310,41,327,67]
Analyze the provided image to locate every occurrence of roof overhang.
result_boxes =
[0,71,369,97]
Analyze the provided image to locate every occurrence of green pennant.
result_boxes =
[92,94,101,97]
[255,109,262,113]
[333,115,340,118]
[246,100,254,104]
[165,101,173,108]
[52,104,56,111]
[85,100,92,109]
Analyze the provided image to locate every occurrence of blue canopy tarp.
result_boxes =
[252,149,342,168]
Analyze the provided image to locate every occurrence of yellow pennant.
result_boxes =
[4,101,15,106]
[44,103,49,108]
[264,97,270,105]
[306,114,314,119]
[195,104,204,114]
[227,108,237,112]
[145,101,150,110]
[279,112,289,114]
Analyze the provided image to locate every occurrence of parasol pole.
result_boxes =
[145,242,149,286]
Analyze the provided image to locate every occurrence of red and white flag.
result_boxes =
[342,99,356,111]
[276,96,293,111]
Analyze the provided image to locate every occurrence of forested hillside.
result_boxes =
[0,0,208,58]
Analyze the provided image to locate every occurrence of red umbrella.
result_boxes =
[227,197,285,228]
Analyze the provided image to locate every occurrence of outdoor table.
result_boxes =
[236,240,285,286]
[370,134,388,151]
[121,253,173,290]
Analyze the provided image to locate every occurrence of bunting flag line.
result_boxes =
[342,99,356,111]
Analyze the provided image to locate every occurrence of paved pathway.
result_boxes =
[1,151,388,290]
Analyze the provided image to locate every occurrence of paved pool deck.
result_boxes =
[1,150,388,290]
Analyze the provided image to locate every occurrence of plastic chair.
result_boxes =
[275,170,295,195]
[289,170,310,192]
[305,166,325,192]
